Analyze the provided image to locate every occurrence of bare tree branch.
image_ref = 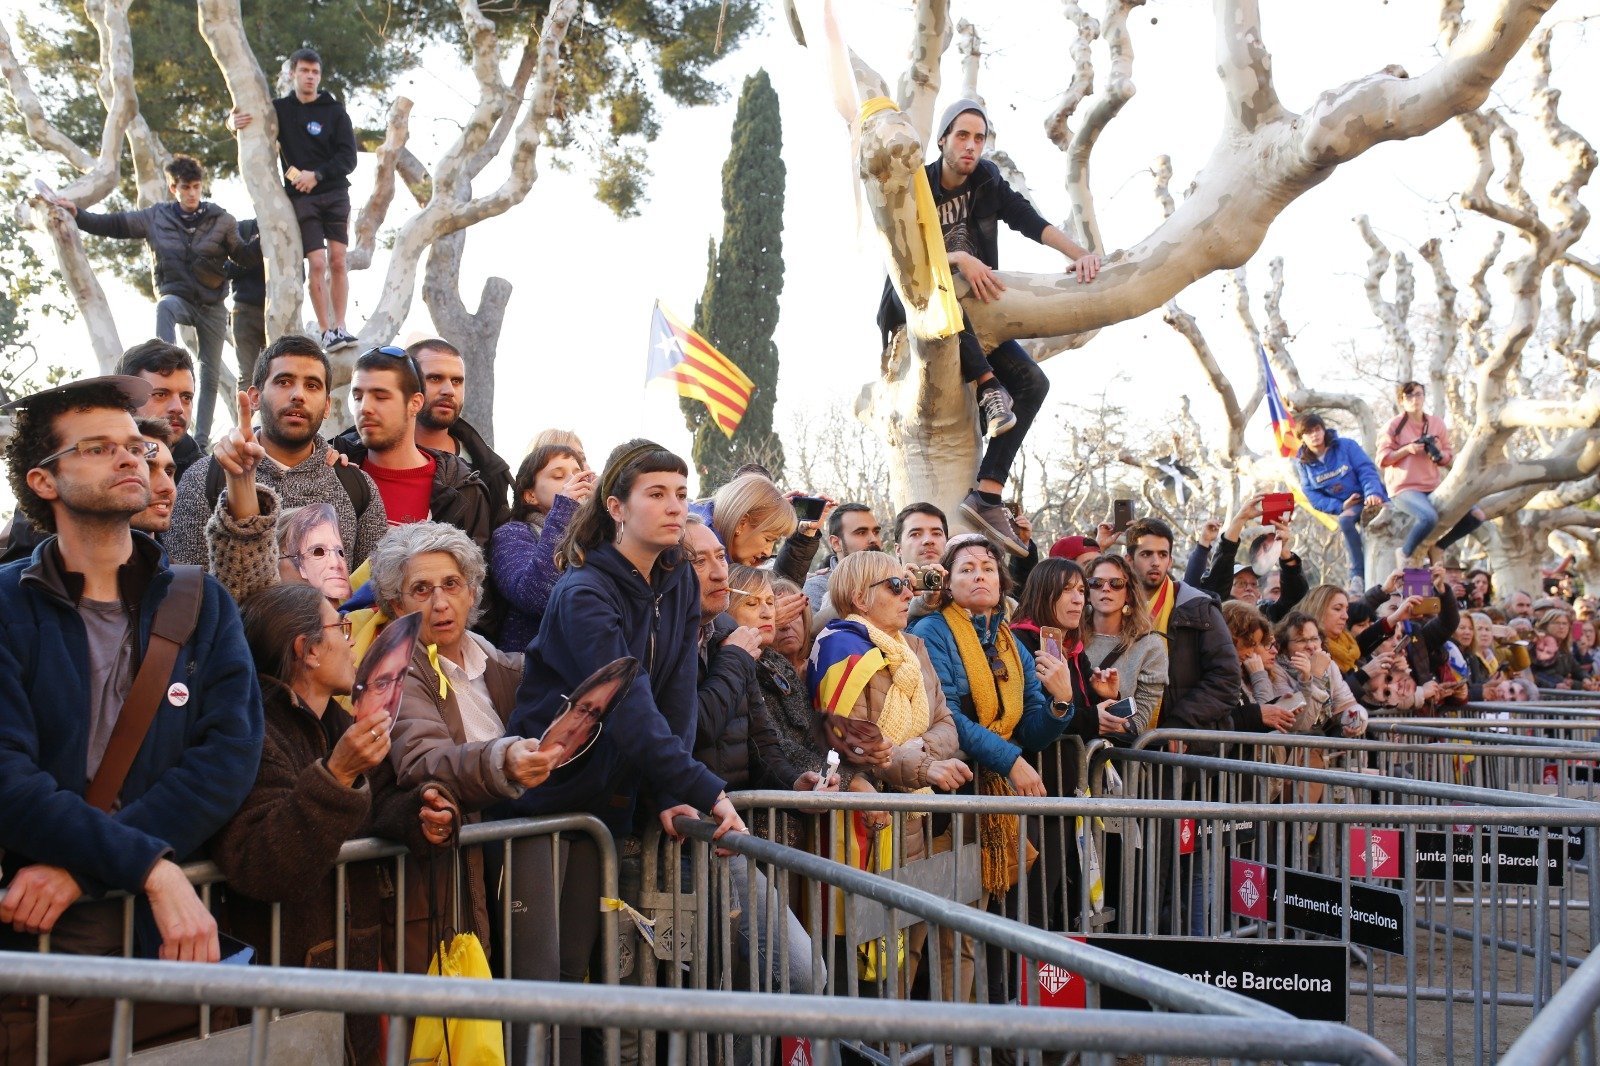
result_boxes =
[896,0,951,145]
[349,97,414,272]
[1215,0,1286,132]
[1356,215,1417,381]
[1066,0,1143,254]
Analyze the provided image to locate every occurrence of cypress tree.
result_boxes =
[686,68,785,489]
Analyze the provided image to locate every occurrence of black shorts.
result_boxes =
[293,187,350,250]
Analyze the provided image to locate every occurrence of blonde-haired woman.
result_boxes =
[808,550,969,992]
[693,471,829,585]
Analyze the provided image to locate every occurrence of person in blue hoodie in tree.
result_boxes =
[504,439,745,995]
[1293,411,1388,588]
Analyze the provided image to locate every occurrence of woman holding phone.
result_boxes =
[1082,554,1168,737]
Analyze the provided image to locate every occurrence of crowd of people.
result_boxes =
[0,320,1591,1064]
[3,83,1596,1066]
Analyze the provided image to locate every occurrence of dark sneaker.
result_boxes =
[960,490,1028,557]
[324,327,359,351]
[977,382,1018,438]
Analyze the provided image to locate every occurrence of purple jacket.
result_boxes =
[489,494,578,653]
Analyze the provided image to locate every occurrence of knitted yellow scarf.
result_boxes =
[1327,628,1361,673]
[849,615,933,757]
[941,605,1034,894]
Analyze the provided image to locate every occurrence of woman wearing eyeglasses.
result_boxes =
[1082,554,1169,738]
[215,582,451,1063]
[364,522,567,1019]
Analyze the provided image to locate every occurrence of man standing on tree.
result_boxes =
[53,157,250,446]
[406,338,512,524]
[229,48,359,352]
[877,99,1101,557]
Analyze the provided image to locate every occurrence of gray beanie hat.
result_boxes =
[935,98,989,143]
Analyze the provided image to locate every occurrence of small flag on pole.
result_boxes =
[1259,343,1337,531]
[647,303,754,438]
[1259,343,1298,459]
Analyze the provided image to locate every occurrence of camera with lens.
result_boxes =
[1416,434,1445,464]
[909,566,944,592]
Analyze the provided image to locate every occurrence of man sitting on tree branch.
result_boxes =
[877,99,1100,557]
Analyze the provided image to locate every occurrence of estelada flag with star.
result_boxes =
[646,303,754,438]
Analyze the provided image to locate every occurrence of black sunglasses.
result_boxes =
[362,345,423,395]
[869,576,912,596]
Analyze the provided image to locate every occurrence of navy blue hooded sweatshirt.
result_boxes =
[504,542,724,834]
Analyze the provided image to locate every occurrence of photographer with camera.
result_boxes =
[1378,381,1485,566]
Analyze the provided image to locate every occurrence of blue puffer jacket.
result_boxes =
[908,609,1072,775]
[504,541,724,834]
[0,534,264,898]
[1295,432,1387,515]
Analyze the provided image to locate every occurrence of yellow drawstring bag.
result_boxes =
[408,932,504,1066]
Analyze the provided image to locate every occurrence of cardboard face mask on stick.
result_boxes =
[353,612,423,732]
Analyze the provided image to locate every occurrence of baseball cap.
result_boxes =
[1049,535,1100,562]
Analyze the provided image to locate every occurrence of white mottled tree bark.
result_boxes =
[197,0,305,341]
[830,0,1557,517]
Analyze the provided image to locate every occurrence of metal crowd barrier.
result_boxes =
[1500,947,1600,1066]
[4,814,618,1066]
[0,950,1407,1066]
[1092,742,1599,1063]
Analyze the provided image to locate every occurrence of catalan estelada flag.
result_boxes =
[1260,342,1298,459]
[647,303,754,438]
[806,620,884,717]
[1261,343,1338,531]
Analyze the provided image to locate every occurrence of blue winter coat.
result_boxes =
[908,610,1072,775]
[504,542,724,834]
[1295,432,1387,515]
[0,534,264,898]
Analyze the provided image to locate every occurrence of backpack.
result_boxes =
[203,455,371,520]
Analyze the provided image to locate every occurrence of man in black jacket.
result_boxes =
[877,99,1101,557]
[54,156,249,445]
[334,346,495,550]
[227,219,266,386]
[228,48,359,351]
[1183,495,1309,620]
[681,517,819,1011]
[407,338,512,526]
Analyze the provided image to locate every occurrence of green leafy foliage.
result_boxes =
[4,0,760,220]
[684,68,784,490]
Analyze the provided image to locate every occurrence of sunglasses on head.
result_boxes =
[362,345,423,394]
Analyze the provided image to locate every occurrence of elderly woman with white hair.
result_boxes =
[367,522,574,1057]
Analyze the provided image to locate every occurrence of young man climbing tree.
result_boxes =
[877,99,1101,556]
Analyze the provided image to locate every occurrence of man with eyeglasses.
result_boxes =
[332,345,495,550]
[0,377,263,1014]
[166,334,388,575]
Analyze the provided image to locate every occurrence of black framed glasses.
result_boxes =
[361,345,423,395]
[869,576,912,596]
[353,672,403,699]
[37,437,159,468]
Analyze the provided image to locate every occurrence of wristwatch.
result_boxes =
[1050,698,1072,716]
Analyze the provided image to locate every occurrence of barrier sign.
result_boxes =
[1415,830,1565,887]
[1023,936,1346,1022]
[1349,828,1402,878]
[1231,859,1405,954]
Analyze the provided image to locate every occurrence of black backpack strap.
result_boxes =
[203,457,226,514]
[333,461,371,519]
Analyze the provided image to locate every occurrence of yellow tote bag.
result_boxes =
[408,932,505,1066]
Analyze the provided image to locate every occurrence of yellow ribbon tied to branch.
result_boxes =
[856,95,964,342]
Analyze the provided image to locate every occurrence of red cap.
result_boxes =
[1049,535,1100,562]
